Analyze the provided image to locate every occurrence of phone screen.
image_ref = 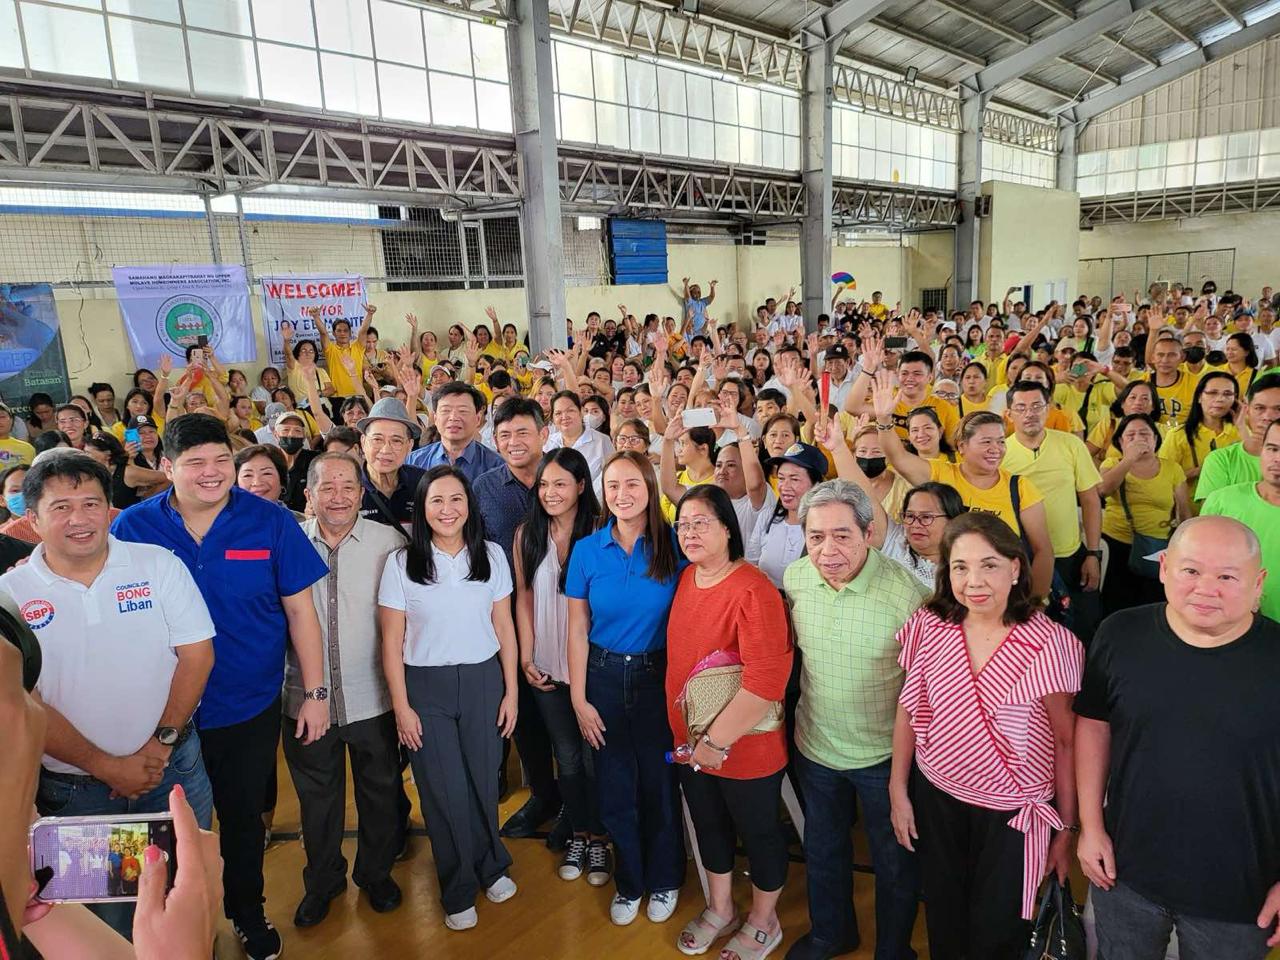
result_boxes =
[124,428,141,445]
[30,815,176,903]
[196,335,209,349]
[1070,362,1088,378]
[883,336,909,350]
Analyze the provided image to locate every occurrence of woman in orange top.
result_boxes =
[666,485,793,959]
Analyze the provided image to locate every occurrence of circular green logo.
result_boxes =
[156,296,219,353]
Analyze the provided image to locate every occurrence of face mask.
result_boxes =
[1184,346,1206,365]
[584,411,604,431]
[4,493,23,516]
[278,436,304,455]
[856,456,887,479]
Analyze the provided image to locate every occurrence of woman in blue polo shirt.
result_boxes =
[378,465,520,932]
[566,451,687,927]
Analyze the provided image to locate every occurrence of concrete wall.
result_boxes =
[978,180,1079,308]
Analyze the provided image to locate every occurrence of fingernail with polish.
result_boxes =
[144,844,162,865]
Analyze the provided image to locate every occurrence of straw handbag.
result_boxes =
[682,664,784,737]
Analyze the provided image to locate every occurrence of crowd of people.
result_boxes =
[2,277,1279,960]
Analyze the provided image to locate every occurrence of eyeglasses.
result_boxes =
[365,435,408,449]
[616,435,646,448]
[934,391,959,402]
[1009,402,1048,415]
[902,512,946,527]
[674,516,720,536]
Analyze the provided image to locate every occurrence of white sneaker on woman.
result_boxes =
[445,907,478,930]
[485,876,517,903]
[610,895,641,926]
[647,889,680,923]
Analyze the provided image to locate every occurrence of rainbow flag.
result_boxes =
[831,272,855,288]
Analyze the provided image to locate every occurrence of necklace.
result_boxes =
[182,517,205,545]
[695,558,736,587]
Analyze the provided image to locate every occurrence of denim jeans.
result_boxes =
[1093,882,1272,960]
[586,645,685,900]
[533,682,602,835]
[35,732,213,940]
[794,752,920,960]
[1053,545,1102,648]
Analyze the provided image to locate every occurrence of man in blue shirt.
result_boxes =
[112,413,330,960]
[405,382,503,483]
[677,277,717,339]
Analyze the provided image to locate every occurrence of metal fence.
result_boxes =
[1077,248,1237,301]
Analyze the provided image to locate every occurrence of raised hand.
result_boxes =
[305,306,322,325]
[280,320,294,341]
[158,354,173,377]
[861,334,885,374]
[405,312,419,329]
[484,305,499,323]
[871,369,898,422]
[363,302,377,317]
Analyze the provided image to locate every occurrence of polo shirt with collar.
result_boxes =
[287,518,403,726]
[111,486,328,730]
[564,520,686,655]
[783,548,927,770]
[543,429,615,484]
[472,462,534,571]
[0,536,215,773]
[359,463,424,530]
[405,438,504,484]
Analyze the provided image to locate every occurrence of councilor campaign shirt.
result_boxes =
[111,487,328,730]
[1074,605,1280,923]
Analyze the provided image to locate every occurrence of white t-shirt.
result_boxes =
[732,487,777,545]
[377,541,512,667]
[0,537,214,774]
[767,315,803,338]
[747,511,805,589]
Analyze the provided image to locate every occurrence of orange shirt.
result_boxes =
[665,563,793,780]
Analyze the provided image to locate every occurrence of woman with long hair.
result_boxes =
[1225,331,1260,398]
[1158,370,1240,505]
[890,512,1084,959]
[750,350,774,389]
[378,466,519,931]
[746,441,828,589]
[84,433,166,510]
[566,452,686,927]
[905,407,956,462]
[667,485,792,958]
[513,449,609,885]
[1086,380,1159,464]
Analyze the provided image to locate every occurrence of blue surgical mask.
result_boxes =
[5,493,24,516]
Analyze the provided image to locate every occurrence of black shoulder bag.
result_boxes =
[1021,876,1086,960]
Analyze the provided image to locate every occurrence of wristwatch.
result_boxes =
[304,686,329,702]
[153,726,180,746]
[1085,549,1103,560]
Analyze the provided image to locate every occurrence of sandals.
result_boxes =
[677,908,739,956]
[719,921,783,960]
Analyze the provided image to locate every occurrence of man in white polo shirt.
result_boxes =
[0,450,215,939]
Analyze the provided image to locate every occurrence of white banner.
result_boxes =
[112,265,256,365]
[259,275,367,368]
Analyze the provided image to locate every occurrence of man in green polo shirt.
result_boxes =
[1200,419,1280,620]
[1196,373,1280,500]
[783,479,926,960]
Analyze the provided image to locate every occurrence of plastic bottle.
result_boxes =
[664,743,694,765]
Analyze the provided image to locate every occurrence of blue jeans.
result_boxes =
[586,646,685,900]
[35,732,213,940]
[1093,881,1273,960]
[794,752,920,960]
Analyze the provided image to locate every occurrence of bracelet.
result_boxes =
[1058,824,1080,834]
[700,733,731,757]
[875,421,895,431]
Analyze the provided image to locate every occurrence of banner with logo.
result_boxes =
[112,265,256,365]
[0,283,72,413]
[259,275,366,368]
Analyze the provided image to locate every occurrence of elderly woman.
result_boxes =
[666,485,792,959]
[890,511,1084,960]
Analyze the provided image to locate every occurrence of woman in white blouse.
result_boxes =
[512,448,611,886]
[544,390,615,487]
[378,465,519,932]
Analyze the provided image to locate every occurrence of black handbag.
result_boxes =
[1022,877,1086,960]
[1117,483,1169,579]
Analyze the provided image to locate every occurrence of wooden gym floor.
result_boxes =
[213,750,932,959]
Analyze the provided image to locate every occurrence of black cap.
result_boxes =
[824,344,851,362]
[768,442,828,479]
[127,414,159,430]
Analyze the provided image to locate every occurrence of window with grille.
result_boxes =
[920,287,949,314]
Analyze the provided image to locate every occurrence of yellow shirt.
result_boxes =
[1089,416,1166,459]
[981,353,1011,386]
[881,472,914,523]
[867,302,889,321]
[1053,379,1117,436]
[1002,430,1101,557]
[957,394,991,417]
[661,468,714,521]
[0,437,35,466]
[481,341,506,360]
[928,460,1043,536]
[1100,457,1185,544]
[1158,422,1241,506]
[1141,370,1200,428]
[419,356,440,376]
[324,341,364,396]
[891,393,960,443]
[287,365,332,404]
[1231,366,1260,400]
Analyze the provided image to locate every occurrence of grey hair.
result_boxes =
[305,451,362,492]
[1168,514,1261,563]
[798,478,875,534]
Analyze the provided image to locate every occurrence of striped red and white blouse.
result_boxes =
[897,607,1084,920]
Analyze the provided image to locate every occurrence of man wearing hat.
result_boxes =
[820,344,857,411]
[0,404,34,466]
[355,397,424,532]
[274,411,320,513]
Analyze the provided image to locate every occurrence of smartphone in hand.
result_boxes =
[30,813,176,904]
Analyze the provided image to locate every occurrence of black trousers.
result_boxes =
[199,697,282,924]
[281,710,401,896]
[505,640,561,808]
[1054,544,1102,649]
[1100,535,1165,618]
[912,768,1030,960]
[678,767,788,892]
[405,659,513,915]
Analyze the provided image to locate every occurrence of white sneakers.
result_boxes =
[647,889,680,923]
[610,889,680,926]
[444,876,517,931]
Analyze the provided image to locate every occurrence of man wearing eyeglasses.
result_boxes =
[354,397,425,533]
[1002,380,1105,645]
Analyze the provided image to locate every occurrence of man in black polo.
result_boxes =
[472,398,562,843]
[354,397,424,532]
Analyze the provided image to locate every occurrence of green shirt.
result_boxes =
[1194,442,1261,500]
[783,549,928,770]
[1199,482,1280,621]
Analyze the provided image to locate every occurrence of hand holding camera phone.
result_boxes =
[29,813,177,904]
[682,407,717,428]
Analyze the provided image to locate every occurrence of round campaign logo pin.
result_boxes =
[156,295,221,354]
[20,599,54,630]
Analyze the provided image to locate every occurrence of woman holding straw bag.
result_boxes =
[666,484,794,959]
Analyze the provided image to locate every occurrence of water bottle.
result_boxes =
[665,743,694,765]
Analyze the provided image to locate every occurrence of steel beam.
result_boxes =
[508,0,567,353]
[1147,9,1199,48]
[975,0,1134,93]
[800,36,835,327]
[793,0,900,44]
[954,86,983,309]
[1057,118,1079,190]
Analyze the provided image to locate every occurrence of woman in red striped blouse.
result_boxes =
[888,511,1084,960]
